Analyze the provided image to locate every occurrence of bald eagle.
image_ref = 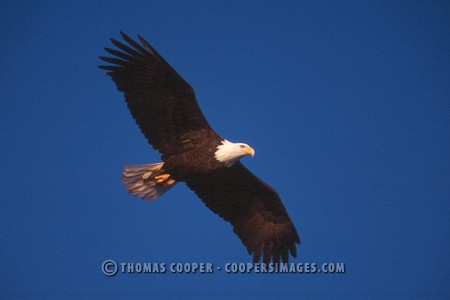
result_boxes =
[100,33,300,264]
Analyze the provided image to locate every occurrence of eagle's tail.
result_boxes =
[122,163,176,202]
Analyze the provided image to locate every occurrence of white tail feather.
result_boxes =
[122,163,176,202]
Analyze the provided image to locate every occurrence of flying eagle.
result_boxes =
[99,32,300,264]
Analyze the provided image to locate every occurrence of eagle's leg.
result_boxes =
[155,174,170,182]
[166,178,176,185]
[155,174,176,186]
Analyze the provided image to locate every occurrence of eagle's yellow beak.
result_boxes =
[245,147,255,157]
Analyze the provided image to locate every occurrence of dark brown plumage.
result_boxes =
[100,32,300,264]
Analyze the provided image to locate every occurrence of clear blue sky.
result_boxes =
[1,0,449,299]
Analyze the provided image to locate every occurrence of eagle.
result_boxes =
[99,32,300,264]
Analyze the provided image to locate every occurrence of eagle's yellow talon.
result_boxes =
[155,174,170,183]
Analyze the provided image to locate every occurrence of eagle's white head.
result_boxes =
[215,139,255,167]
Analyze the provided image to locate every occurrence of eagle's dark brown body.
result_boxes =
[162,129,224,176]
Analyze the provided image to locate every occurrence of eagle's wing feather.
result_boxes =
[99,32,218,156]
[185,162,300,264]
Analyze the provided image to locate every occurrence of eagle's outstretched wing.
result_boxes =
[185,162,300,264]
[99,32,220,157]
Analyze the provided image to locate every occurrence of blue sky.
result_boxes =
[1,0,449,298]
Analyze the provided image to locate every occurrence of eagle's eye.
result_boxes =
[240,145,246,149]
